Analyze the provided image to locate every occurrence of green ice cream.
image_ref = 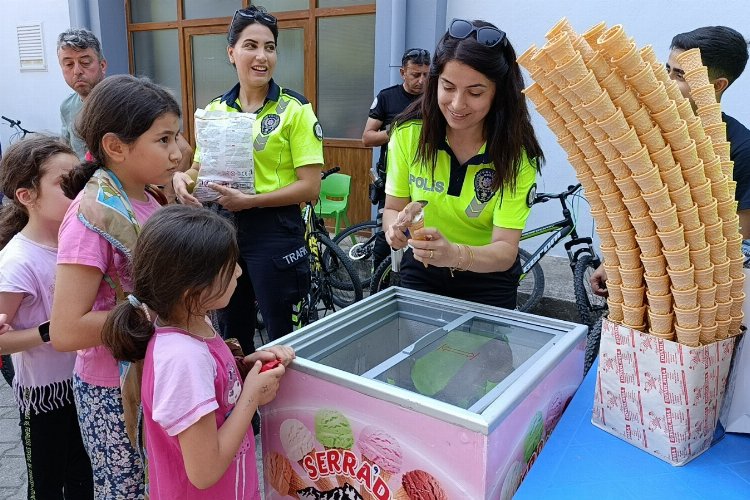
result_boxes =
[523,411,545,463]
[314,409,354,449]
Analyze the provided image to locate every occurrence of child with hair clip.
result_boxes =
[102,205,293,498]
[0,136,94,498]
[49,74,184,498]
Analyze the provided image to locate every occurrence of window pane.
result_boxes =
[276,28,305,95]
[317,15,374,139]
[264,0,309,12]
[318,0,374,7]
[183,0,240,20]
[129,0,176,23]
[132,30,182,105]
[191,34,238,110]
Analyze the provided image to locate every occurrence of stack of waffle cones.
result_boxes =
[520,19,745,346]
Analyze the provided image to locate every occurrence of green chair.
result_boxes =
[317,172,351,234]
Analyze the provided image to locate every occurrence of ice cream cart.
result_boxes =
[261,287,588,499]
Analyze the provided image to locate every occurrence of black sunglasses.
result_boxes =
[448,19,506,47]
[232,9,277,27]
[402,48,431,65]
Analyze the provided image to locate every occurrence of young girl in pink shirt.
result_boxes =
[0,136,93,498]
[102,205,292,499]
[50,74,184,498]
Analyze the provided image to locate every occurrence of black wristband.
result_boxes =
[38,321,51,343]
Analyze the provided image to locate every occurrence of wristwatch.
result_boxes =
[38,321,51,343]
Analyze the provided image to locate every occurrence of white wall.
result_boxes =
[0,0,72,150]
[445,0,750,257]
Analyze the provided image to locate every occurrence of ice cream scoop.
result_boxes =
[358,426,403,500]
[280,419,334,492]
[315,409,355,487]
[523,411,545,463]
[395,469,448,500]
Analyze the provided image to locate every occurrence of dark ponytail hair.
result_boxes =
[398,20,544,192]
[0,136,76,249]
[102,205,239,362]
[62,74,181,198]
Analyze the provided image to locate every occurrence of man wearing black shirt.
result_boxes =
[362,48,430,270]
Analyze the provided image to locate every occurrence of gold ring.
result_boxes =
[429,249,434,259]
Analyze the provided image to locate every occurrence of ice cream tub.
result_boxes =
[261,287,587,499]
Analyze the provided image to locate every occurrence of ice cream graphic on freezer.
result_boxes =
[280,419,335,492]
[394,470,448,500]
[315,409,355,487]
[265,451,309,499]
[357,426,403,500]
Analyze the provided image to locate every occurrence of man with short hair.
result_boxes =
[591,26,750,296]
[57,28,107,160]
[362,48,430,270]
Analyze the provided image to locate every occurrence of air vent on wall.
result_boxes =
[17,23,46,71]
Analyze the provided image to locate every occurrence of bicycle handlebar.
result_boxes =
[1,116,19,127]
[533,183,582,204]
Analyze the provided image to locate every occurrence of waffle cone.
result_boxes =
[650,204,679,231]
[623,145,655,175]
[300,453,335,492]
[570,70,603,103]
[393,487,411,500]
[622,304,647,327]
[641,253,667,276]
[548,115,569,137]
[651,102,682,132]
[702,157,723,182]
[593,171,618,195]
[575,136,600,158]
[695,137,716,164]
[612,227,638,250]
[595,136,621,159]
[557,52,589,84]
[543,85,567,106]
[601,70,628,98]
[611,127,643,157]
[590,207,611,229]
[716,300,732,322]
[713,259,731,283]
[607,281,623,303]
[690,83,716,109]
[613,89,641,116]
[705,122,728,144]
[684,169,709,195]
[694,264,714,289]
[714,183,733,210]
[608,300,624,322]
[723,216,741,240]
[613,45,645,77]
[650,144,677,171]
[627,105,655,136]
[684,66,710,89]
[623,194,650,217]
[731,293,745,316]
[713,141,732,162]
[615,176,640,199]
[544,31,576,65]
[586,154,609,176]
[600,244,620,265]
[729,313,744,337]
[585,120,608,142]
[652,60,672,84]
[588,50,611,79]
[675,324,701,347]
[684,223,708,250]
[731,274,745,296]
[648,329,676,341]
[666,79,688,105]
[642,184,672,213]
[698,104,723,127]
[616,247,642,269]
[668,183,694,211]
[677,204,701,231]
[698,284,717,306]
[621,285,646,307]
[636,234,662,257]
[680,100,699,124]
[608,210,634,232]
[663,121,691,151]
[640,45,658,65]
[535,100,559,123]
[663,244,691,271]
[667,264,695,291]
[727,180,737,200]
[700,324,718,344]
[716,282,732,303]
[698,200,720,225]
[601,191,627,212]
[633,167,665,194]
[359,456,392,500]
[523,83,547,107]
[583,89,617,119]
[647,292,672,315]
[644,273,671,296]
[674,305,700,328]
[704,220,725,245]
[699,304,719,328]
[555,101,578,125]
[517,44,540,71]
[716,318,732,340]
[640,125,667,153]
[648,309,674,332]
[630,213,658,237]
[626,63,659,95]
[607,157,631,179]
[597,24,631,57]
[596,227,617,247]
[545,17,574,41]
[566,121,590,143]
[675,48,704,72]
[583,21,607,48]
[639,81,671,114]
[619,266,645,288]
[727,234,744,259]
[718,198,738,220]
[722,160,735,178]
[597,108,629,139]
[603,264,622,285]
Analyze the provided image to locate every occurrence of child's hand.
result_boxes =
[0,314,10,335]
[243,345,295,368]
[244,360,284,407]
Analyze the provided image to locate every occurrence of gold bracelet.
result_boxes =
[450,243,464,277]
[463,244,475,271]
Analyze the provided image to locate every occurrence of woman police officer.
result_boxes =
[384,19,544,309]
[174,6,323,350]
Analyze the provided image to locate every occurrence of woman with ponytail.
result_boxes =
[384,19,545,309]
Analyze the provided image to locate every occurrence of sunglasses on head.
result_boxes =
[402,48,431,65]
[448,19,506,47]
[232,8,277,27]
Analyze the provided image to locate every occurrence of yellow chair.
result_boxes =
[317,172,351,234]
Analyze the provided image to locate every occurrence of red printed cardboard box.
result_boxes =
[592,318,738,466]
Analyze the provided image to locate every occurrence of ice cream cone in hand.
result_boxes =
[394,470,448,500]
[280,419,334,492]
[265,451,309,499]
[395,200,430,267]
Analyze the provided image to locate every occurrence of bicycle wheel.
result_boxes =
[1,355,14,387]
[317,233,363,308]
[573,252,608,327]
[370,256,401,295]
[517,248,545,313]
[584,316,603,375]
[332,220,379,291]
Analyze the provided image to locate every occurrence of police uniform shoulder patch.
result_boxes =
[526,183,537,208]
[261,114,281,135]
[474,168,496,203]
[313,122,323,141]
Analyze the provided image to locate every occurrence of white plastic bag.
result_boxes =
[193,108,255,202]
[719,268,750,433]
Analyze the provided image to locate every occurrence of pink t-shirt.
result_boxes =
[142,327,259,499]
[57,190,162,387]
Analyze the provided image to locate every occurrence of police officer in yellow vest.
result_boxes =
[384,19,544,309]
[174,6,323,350]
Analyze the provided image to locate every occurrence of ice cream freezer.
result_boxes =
[260,287,588,499]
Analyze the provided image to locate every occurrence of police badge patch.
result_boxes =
[526,183,537,208]
[261,114,280,135]
[474,168,495,203]
[313,122,323,141]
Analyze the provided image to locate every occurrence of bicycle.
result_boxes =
[369,183,608,328]
[1,115,33,156]
[331,213,382,292]
[292,167,363,328]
